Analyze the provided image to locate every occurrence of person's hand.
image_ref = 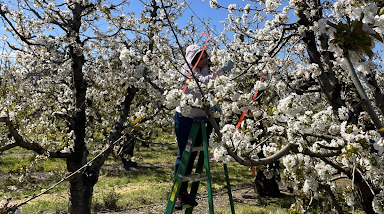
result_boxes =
[222,61,234,72]
[211,105,222,119]
[211,105,222,114]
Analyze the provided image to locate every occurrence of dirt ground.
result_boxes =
[96,186,293,214]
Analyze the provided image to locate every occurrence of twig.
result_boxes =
[319,184,344,214]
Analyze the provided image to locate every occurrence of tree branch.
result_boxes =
[0,6,40,46]
[343,51,384,136]
[89,86,138,171]
[142,67,165,93]
[319,184,344,214]
[0,117,71,158]
[0,142,18,153]
[365,72,384,116]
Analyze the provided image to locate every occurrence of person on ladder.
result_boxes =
[173,44,234,210]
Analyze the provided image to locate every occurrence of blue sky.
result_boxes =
[0,0,254,50]
[131,0,252,29]
[127,0,255,42]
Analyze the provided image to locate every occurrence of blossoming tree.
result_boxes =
[2,0,384,213]
[141,0,384,213]
[0,0,187,213]
[172,0,384,213]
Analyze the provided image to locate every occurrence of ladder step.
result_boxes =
[179,173,208,182]
[192,146,204,152]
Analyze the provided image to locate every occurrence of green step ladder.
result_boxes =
[164,117,235,214]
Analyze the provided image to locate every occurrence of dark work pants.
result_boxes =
[173,112,212,194]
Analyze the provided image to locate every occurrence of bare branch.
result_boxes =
[0,142,18,153]
[318,184,344,214]
[366,72,384,116]
[343,51,384,136]
[329,175,349,182]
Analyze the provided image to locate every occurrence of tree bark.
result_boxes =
[67,3,90,213]
[365,72,384,116]
[254,154,281,197]
[342,51,384,135]
[319,184,344,214]
[298,2,346,112]
[352,170,376,214]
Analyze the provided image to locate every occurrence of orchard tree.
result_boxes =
[126,0,384,213]
[0,0,189,213]
[168,0,384,213]
[2,0,384,214]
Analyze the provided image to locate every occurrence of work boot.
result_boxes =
[174,194,183,210]
[174,192,198,210]
[182,192,198,206]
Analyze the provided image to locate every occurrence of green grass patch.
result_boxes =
[0,153,35,172]
[135,144,177,164]
[216,205,288,214]
[0,141,292,213]
[153,129,176,143]
[21,198,68,214]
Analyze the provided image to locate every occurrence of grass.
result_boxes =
[216,205,288,214]
[21,198,68,214]
[0,139,296,214]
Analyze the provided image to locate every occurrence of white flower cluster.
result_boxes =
[179,93,197,117]
[253,80,268,91]
[119,47,136,63]
[243,52,254,63]
[228,4,236,13]
[276,93,303,118]
[209,0,219,9]
[209,124,235,163]
[264,0,281,13]
[373,137,384,155]
[0,197,22,214]
[244,4,251,14]
[338,106,349,121]
[163,89,181,109]
[373,189,384,214]
[342,187,356,207]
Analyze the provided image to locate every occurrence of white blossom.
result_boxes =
[338,106,349,121]
[228,4,236,13]
[209,0,219,9]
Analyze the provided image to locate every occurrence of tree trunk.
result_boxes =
[65,86,137,214]
[66,3,93,213]
[354,171,376,214]
[67,155,95,214]
[254,152,281,197]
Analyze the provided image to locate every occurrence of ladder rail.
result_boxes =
[164,118,235,214]
[164,122,201,213]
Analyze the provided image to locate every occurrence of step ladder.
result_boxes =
[164,117,235,214]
